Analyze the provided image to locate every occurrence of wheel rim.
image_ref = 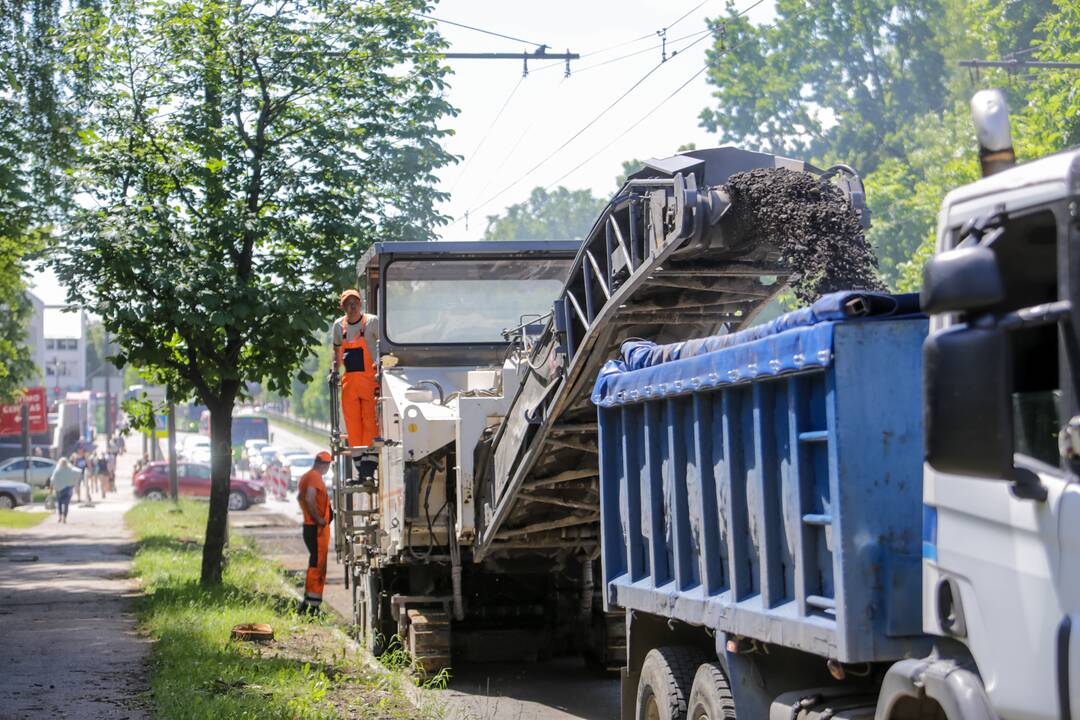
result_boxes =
[147,491,163,501]
[228,493,244,510]
[643,693,660,720]
[0,495,13,509]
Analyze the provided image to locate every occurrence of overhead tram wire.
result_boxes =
[572,29,711,74]
[446,30,715,228]
[448,74,527,196]
[448,0,770,226]
[418,14,547,48]
[543,1,808,193]
[467,73,569,210]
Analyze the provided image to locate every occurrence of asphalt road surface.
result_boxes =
[261,420,621,720]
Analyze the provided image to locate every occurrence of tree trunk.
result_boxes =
[200,398,235,585]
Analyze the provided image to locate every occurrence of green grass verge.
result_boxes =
[127,500,437,719]
[32,488,49,503]
[0,509,49,528]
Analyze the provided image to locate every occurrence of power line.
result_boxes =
[418,14,546,48]
[468,75,571,210]
[449,75,527,195]
[447,31,714,226]
[543,65,710,192]
[445,0,771,228]
[573,30,711,74]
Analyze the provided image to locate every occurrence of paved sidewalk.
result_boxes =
[0,441,150,720]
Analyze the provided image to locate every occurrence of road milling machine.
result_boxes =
[327,147,871,673]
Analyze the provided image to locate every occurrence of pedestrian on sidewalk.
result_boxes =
[105,452,116,495]
[48,458,81,523]
[297,451,333,616]
[71,448,88,502]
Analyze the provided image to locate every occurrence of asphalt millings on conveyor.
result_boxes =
[724,167,884,303]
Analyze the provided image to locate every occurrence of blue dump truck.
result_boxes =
[594,292,931,719]
[592,92,1080,720]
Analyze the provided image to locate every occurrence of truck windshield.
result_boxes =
[385,258,569,344]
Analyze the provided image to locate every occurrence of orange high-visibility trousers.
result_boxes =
[341,371,377,447]
[303,523,330,599]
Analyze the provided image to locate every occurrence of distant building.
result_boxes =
[24,291,45,387]
[43,306,87,401]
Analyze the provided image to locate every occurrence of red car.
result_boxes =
[133,461,266,511]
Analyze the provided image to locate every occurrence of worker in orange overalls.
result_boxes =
[298,450,333,616]
[333,289,379,468]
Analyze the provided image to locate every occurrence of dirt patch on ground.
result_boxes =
[725,167,885,303]
[224,622,429,719]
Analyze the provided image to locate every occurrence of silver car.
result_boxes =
[0,457,56,488]
[0,479,33,509]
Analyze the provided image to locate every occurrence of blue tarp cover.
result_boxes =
[592,291,920,407]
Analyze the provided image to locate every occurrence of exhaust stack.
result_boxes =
[971,89,1016,177]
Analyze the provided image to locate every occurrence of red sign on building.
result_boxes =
[0,387,49,436]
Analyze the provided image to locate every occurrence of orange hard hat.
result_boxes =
[339,289,362,308]
[315,451,332,463]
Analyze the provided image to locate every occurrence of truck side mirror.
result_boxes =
[920,246,1005,314]
[924,325,1014,479]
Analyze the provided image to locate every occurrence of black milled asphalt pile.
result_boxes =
[725,167,885,303]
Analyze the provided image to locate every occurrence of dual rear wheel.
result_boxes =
[636,646,736,720]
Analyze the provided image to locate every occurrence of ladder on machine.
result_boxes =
[327,370,379,600]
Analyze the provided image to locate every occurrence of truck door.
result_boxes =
[922,203,1076,720]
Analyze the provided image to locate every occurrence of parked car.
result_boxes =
[0,457,56,488]
[133,461,265,511]
[0,479,33,509]
[282,453,316,490]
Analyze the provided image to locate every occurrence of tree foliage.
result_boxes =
[0,0,70,402]
[52,0,455,584]
[700,0,1066,288]
[701,0,949,174]
[484,186,607,241]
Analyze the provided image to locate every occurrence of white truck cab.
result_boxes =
[901,93,1080,719]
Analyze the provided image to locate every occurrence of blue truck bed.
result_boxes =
[592,293,930,664]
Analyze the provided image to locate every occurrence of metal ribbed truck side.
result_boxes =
[595,315,930,665]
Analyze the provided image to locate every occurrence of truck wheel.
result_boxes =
[687,662,736,720]
[637,646,709,720]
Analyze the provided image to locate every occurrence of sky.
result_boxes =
[431,0,776,240]
[28,0,777,304]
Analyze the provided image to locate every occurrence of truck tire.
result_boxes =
[687,662,737,720]
[637,646,709,720]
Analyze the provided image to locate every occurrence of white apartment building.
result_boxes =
[43,306,87,401]
[24,291,45,387]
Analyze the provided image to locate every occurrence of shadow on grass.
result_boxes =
[132,542,359,718]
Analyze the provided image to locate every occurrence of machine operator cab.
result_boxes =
[912,91,1080,718]
[352,241,579,554]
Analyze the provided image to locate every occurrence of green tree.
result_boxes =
[0,0,62,403]
[699,0,1057,286]
[484,186,607,241]
[53,0,454,585]
[700,0,949,174]
[300,340,333,422]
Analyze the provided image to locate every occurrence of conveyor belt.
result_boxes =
[475,147,868,559]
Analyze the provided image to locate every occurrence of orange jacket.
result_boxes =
[297,469,330,525]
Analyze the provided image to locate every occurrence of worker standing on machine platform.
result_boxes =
[298,450,333,616]
[333,288,379,466]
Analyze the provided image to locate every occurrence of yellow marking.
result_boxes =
[407,423,418,433]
